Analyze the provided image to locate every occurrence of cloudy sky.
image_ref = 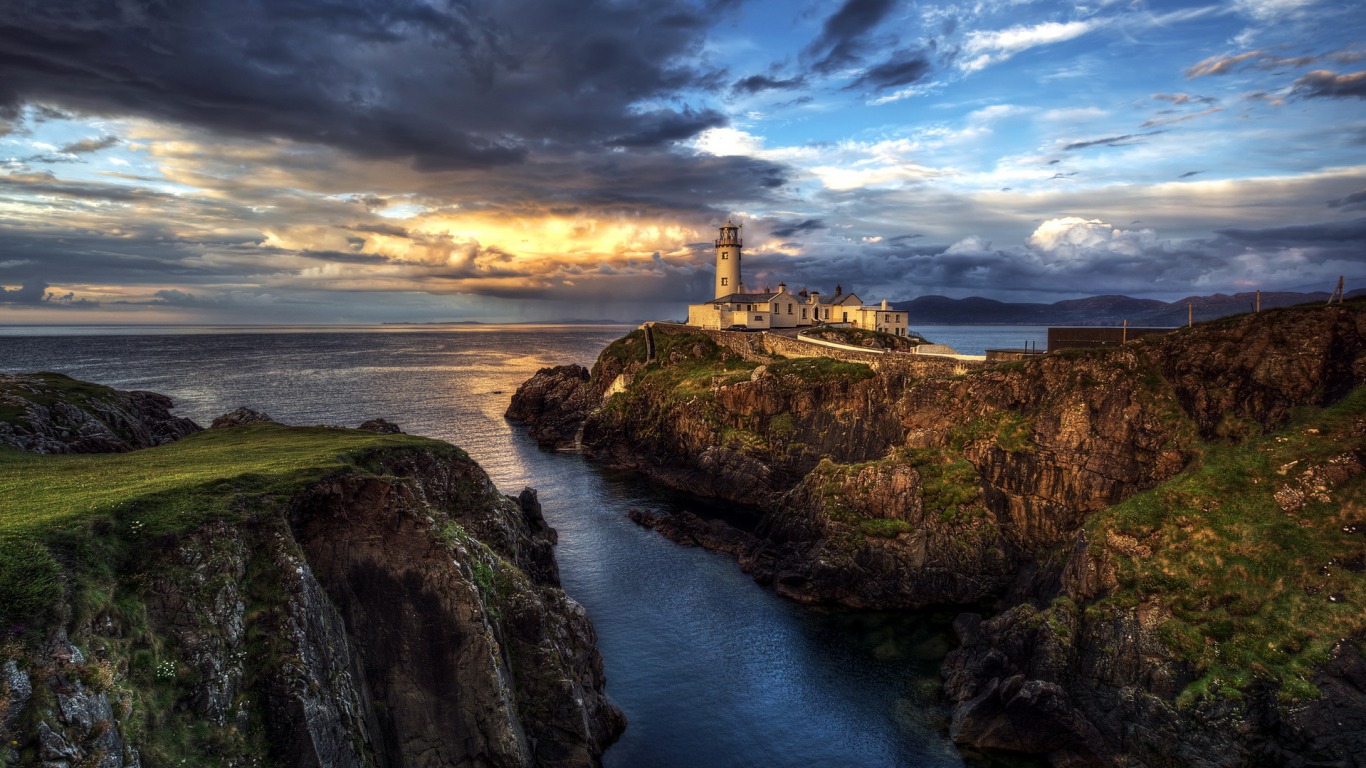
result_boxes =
[1,0,1363,323]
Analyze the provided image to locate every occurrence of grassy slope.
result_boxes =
[0,424,457,629]
[1083,386,1366,702]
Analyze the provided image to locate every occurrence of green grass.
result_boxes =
[590,328,648,379]
[809,447,985,533]
[0,424,454,630]
[1085,385,1366,703]
[0,424,452,537]
[767,356,874,384]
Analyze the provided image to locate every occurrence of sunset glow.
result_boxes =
[1,0,1363,323]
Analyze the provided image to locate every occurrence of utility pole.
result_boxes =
[1256,289,1261,314]
[1122,319,1128,344]
[1331,276,1345,304]
[1188,303,1193,328]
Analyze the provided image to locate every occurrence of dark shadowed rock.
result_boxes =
[627,508,751,555]
[358,418,403,434]
[506,364,593,449]
[0,372,201,453]
[210,407,277,429]
[3,375,623,768]
[511,301,1366,767]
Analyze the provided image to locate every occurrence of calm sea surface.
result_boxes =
[912,325,1050,356]
[0,325,1034,768]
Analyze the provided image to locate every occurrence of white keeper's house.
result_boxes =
[685,220,910,335]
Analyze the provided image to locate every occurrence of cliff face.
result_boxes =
[0,372,202,453]
[508,302,1366,766]
[1,388,623,768]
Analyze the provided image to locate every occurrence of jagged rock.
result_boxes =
[25,631,130,768]
[358,418,403,434]
[0,373,200,453]
[209,407,276,428]
[627,509,751,555]
[506,364,593,449]
[512,302,1366,766]
[2,659,32,740]
[287,457,623,767]
[144,521,248,726]
[5,376,622,768]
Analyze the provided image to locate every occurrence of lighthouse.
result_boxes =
[714,219,742,299]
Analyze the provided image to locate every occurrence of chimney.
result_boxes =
[835,284,842,296]
[881,299,888,310]
[778,282,786,294]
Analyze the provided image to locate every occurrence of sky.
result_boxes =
[0,0,1363,324]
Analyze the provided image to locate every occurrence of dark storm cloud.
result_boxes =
[1291,70,1366,100]
[770,218,826,237]
[1063,131,1165,150]
[1217,217,1366,246]
[0,0,727,169]
[0,279,98,307]
[608,107,728,148]
[846,52,932,91]
[0,279,48,304]
[734,213,1366,304]
[804,0,898,74]
[1328,189,1366,211]
[731,74,807,96]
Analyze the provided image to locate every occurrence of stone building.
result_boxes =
[685,221,909,335]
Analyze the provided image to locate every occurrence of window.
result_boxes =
[721,253,728,259]
[754,314,763,322]
[787,304,792,314]
[801,308,807,319]
[824,309,830,319]
[842,311,848,322]
[721,277,728,286]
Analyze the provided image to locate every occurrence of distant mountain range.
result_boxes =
[892,290,1364,326]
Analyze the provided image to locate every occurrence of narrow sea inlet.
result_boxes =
[0,325,1026,767]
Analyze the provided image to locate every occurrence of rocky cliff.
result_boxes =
[1,382,623,768]
[508,300,1366,766]
[0,372,201,453]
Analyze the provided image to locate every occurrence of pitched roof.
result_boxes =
[710,291,786,303]
[811,292,861,305]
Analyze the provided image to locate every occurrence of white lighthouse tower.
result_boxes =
[714,219,742,299]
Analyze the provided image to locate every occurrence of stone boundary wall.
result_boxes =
[651,322,985,376]
[762,333,886,365]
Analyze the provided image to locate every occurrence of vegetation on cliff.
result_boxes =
[2,383,623,768]
[509,298,1366,766]
[1085,385,1366,703]
[0,425,451,631]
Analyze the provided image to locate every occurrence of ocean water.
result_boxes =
[913,325,1050,356]
[0,326,1031,768]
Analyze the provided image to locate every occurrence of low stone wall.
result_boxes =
[762,333,886,365]
[655,322,985,376]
